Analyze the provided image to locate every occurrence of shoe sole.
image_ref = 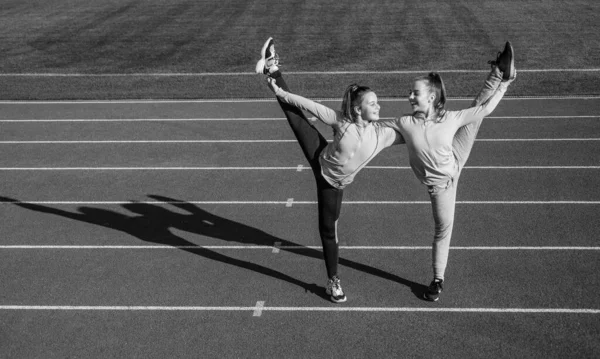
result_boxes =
[255,37,273,74]
[330,295,347,303]
[326,289,347,303]
[423,290,442,302]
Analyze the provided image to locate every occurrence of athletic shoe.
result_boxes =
[326,276,347,303]
[423,279,444,302]
[255,37,279,74]
[488,41,515,81]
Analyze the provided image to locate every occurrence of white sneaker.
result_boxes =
[255,37,280,74]
[325,276,347,303]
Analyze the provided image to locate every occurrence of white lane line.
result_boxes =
[0,305,255,311]
[1,201,599,205]
[477,138,600,141]
[0,96,598,104]
[0,305,597,314]
[0,138,598,144]
[0,245,598,250]
[0,140,299,144]
[487,115,600,119]
[0,118,286,122]
[0,68,598,76]
[0,166,597,171]
[0,167,305,170]
[0,115,597,123]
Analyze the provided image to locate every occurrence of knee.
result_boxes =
[433,221,453,243]
[319,219,337,242]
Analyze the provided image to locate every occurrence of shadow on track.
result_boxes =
[1,194,426,300]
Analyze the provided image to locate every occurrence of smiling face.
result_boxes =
[408,80,434,116]
[355,91,380,122]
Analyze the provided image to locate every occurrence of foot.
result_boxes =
[423,279,444,302]
[325,276,347,303]
[488,41,515,81]
[255,37,279,75]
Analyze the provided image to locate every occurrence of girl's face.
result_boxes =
[355,91,380,122]
[408,80,434,115]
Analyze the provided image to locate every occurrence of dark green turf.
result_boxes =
[0,0,599,99]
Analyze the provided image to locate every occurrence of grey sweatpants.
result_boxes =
[430,66,504,280]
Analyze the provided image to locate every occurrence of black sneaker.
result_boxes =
[325,276,347,303]
[255,37,280,75]
[423,279,444,302]
[488,41,515,81]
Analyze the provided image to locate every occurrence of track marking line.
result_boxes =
[0,68,598,77]
[0,245,598,250]
[1,200,598,205]
[0,305,597,314]
[0,138,598,144]
[286,198,294,207]
[0,118,286,123]
[0,166,597,171]
[0,115,597,123]
[0,96,598,105]
[487,115,600,119]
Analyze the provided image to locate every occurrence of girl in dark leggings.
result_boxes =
[255,37,403,302]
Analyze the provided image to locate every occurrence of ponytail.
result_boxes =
[428,72,447,117]
[341,83,372,123]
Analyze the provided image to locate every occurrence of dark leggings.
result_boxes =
[270,70,342,279]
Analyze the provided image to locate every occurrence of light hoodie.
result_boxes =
[275,88,403,189]
[381,83,508,186]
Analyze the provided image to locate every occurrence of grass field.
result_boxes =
[0,0,599,99]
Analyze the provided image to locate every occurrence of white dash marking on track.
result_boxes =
[253,301,265,317]
[272,242,281,254]
[286,198,294,207]
[297,164,304,172]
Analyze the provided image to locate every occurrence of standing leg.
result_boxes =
[316,178,347,303]
[424,179,458,302]
[429,181,458,281]
[317,179,343,278]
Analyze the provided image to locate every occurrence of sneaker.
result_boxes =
[255,37,279,75]
[325,276,347,303]
[423,279,444,302]
[488,41,515,81]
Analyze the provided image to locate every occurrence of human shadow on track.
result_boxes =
[1,194,426,300]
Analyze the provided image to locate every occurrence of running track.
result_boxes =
[1,97,599,358]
